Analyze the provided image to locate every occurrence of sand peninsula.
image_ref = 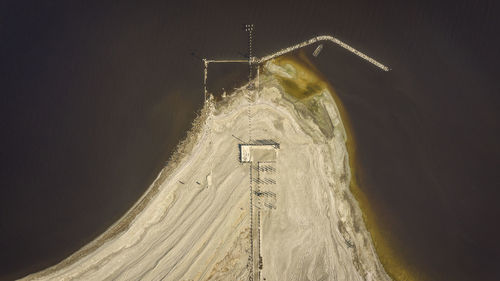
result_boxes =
[22,38,393,281]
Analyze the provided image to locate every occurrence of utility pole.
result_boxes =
[243,24,255,87]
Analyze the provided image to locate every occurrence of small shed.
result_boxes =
[239,140,279,163]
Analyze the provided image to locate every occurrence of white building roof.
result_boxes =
[239,143,278,163]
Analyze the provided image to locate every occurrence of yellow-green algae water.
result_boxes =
[267,51,420,281]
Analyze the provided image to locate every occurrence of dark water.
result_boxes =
[206,62,250,99]
[1,1,499,280]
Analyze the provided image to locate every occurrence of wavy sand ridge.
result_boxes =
[22,61,390,281]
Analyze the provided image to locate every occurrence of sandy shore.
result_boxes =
[22,60,390,281]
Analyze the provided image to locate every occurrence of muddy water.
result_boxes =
[1,1,499,280]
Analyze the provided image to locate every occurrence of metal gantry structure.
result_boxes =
[202,27,390,102]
